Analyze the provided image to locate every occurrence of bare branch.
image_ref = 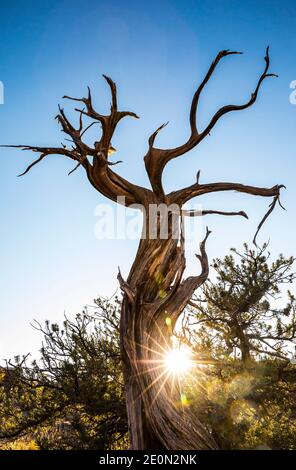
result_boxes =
[148,122,169,149]
[102,74,118,111]
[162,227,212,321]
[0,144,88,177]
[189,50,242,135]
[169,181,285,246]
[80,121,99,138]
[200,47,277,139]
[17,153,47,177]
[144,47,277,198]
[117,268,136,302]
[107,160,123,166]
[170,182,285,205]
[4,76,147,206]
[63,86,105,123]
[253,193,284,246]
[67,162,82,176]
[182,209,248,219]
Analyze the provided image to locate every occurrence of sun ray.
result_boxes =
[140,368,169,399]
[147,332,171,356]
[154,320,173,348]
[130,339,166,357]
[129,363,166,381]
[150,370,172,407]
[124,321,210,410]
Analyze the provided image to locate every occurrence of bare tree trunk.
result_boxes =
[119,230,218,450]
[239,335,251,363]
[120,328,163,449]
[230,319,251,363]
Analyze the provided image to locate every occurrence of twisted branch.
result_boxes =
[3,76,146,205]
[144,47,277,198]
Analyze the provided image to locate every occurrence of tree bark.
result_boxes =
[119,221,218,450]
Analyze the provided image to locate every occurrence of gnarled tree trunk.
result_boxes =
[119,220,217,450]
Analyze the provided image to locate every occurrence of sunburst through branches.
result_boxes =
[132,318,205,408]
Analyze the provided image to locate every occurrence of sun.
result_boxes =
[164,345,194,377]
[136,333,198,405]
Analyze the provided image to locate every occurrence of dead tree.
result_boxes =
[6,48,284,450]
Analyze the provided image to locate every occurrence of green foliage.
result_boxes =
[0,297,127,450]
[179,244,296,449]
[185,243,296,362]
[1,245,296,450]
[184,359,296,449]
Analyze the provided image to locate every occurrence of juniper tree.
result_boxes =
[185,244,296,363]
[0,298,127,450]
[5,48,285,449]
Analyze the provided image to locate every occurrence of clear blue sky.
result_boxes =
[1,0,295,359]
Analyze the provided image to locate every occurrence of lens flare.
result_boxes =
[134,321,203,404]
[164,346,193,376]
